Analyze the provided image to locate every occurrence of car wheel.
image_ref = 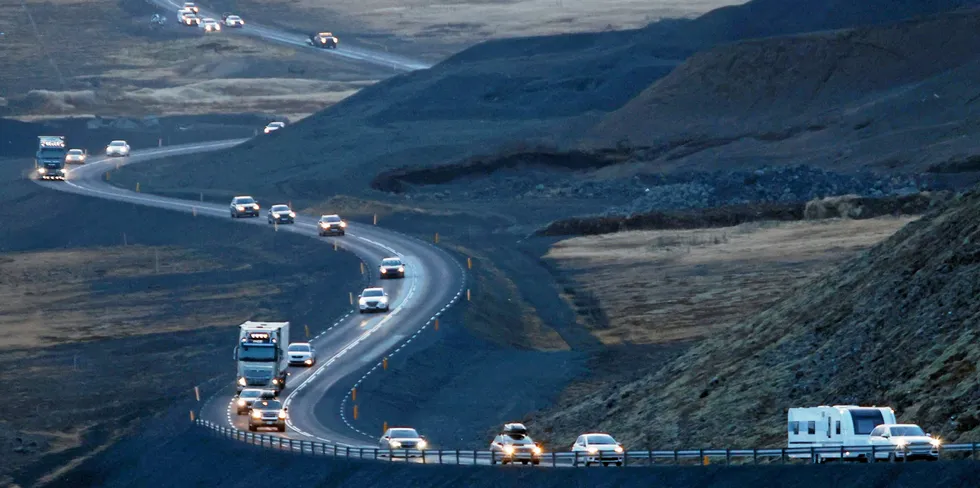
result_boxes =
[585,461,591,467]
[278,425,286,432]
[615,461,622,466]
[522,460,528,465]
[532,460,540,465]
[339,231,345,236]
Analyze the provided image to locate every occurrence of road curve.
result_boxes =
[35,140,466,450]
[150,0,431,71]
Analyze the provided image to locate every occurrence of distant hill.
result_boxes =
[585,9,980,175]
[115,0,980,199]
[531,184,980,448]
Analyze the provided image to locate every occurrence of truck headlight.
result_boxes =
[238,377,246,386]
[38,168,47,174]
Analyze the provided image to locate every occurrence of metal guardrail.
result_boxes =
[195,420,980,467]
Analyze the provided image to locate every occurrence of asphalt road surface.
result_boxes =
[152,0,431,71]
[34,140,466,452]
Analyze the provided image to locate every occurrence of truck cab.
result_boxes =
[36,136,67,180]
[234,321,290,393]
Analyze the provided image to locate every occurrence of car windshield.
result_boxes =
[390,429,419,438]
[362,289,384,298]
[585,434,617,445]
[229,16,240,20]
[239,344,275,361]
[382,259,401,266]
[890,426,926,437]
[109,141,126,146]
[271,205,290,212]
[322,216,341,222]
[68,149,83,155]
[253,400,282,410]
[288,344,310,352]
[39,148,64,156]
[235,197,255,204]
[268,122,284,127]
[505,435,533,444]
[240,390,261,398]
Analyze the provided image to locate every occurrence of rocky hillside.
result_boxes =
[531,187,980,448]
[588,9,980,175]
[112,0,979,200]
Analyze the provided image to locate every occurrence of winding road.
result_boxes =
[150,0,431,71]
[36,141,466,452]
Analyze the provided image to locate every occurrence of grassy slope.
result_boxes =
[531,192,980,449]
[586,9,980,175]
[544,217,913,346]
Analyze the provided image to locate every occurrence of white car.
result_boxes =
[379,427,428,457]
[65,148,87,164]
[287,342,316,367]
[178,10,200,26]
[867,424,940,462]
[263,121,285,134]
[182,2,199,13]
[358,287,389,313]
[571,433,624,466]
[224,15,245,27]
[202,18,221,32]
[105,140,130,157]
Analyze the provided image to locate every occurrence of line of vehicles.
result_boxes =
[177,2,244,31]
[47,138,942,465]
[34,136,130,180]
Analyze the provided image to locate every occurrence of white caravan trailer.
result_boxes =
[787,405,896,462]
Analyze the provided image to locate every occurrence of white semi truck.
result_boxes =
[234,321,289,394]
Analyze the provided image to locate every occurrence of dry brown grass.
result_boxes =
[233,0,743,51]
[544,217,915,346]
[0,246,265,349]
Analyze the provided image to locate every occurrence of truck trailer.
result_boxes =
[234,321,290,394]
[36,136,68,180]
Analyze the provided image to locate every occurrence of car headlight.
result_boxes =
[397,266,404,272]
[272,213,280,218]
[237,399,246,406]
[894,439,908,448]
[278,410,286,419]
[340,222,347,227]
[38,168,47,174]
[319,222,328,227]
[288,212,295,217]
[614,445,624,453]
[304,359,312,365]
[418,440,427,449]
[238,377,246,386]
[272,378,280,385]
[532,446,542,455]
[930,438,942,447]
[236,205,245,211]
[587,446,599,454]
[251,410,261,419]
[503,445,514,455]
[390,441,401,448]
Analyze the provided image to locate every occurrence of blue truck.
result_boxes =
[36,136,68,180]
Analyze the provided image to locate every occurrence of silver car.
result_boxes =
[234,388,276,415]
[287,342,316,367]
[105,140,130,157]
[571,433,624,466]
[358,287,389,313]
[379,427,428,457]
[267,204,295,224]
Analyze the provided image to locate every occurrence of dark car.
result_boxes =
[379,257,405,279]
[308,32,338,49]
[230,196,260,218]
[234,388,276,415]
[318,214,346,236]
[248,399,287,432]
[267,204,295,225]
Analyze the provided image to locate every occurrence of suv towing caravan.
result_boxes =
[787,405,896,462]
